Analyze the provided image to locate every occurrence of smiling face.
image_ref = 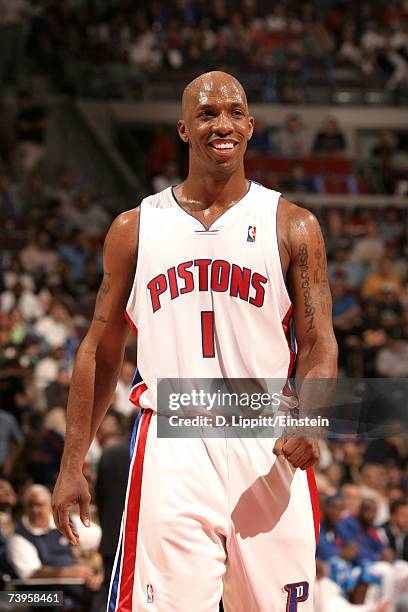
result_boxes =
[178,71,254,178]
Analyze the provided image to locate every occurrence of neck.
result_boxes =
[179,165,248,209]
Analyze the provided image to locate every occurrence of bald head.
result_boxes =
[181,71,248,119]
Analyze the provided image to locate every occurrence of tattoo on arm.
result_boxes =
[299,243,315,332]
[93,272,112,323]
[313,230,330,316]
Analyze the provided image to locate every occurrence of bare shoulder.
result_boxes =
[104,207,140,265]
[279,197,323,255]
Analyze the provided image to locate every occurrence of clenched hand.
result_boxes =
[273,436,320,470]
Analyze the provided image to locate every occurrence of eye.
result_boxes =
[232,109,244,117]
[199,110,215,117]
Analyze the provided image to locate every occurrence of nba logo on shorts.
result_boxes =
[247,225,256,242]
[284,581,309,611]
[146,584,154,604]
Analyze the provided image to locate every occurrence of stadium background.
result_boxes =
[0,0,407,610]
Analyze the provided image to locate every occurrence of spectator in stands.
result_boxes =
[362,257,404,300]
[2,257,33,292]
[1,281,44,322]
[152,160,181,194]
[281,161,315,193]
[341,442,366,486]
[350,221,385,265]
[278,113,309,157]
[331,276,361,342]
[338,498,391,565]
[0,0,29,88]
[0,409,24,479]
[65,192,110,239]
[45,367,70,411]
[317,495,358,564]
[247,119,275,155]
[377,287,403,329]
[359,464,392,526]
[33,345,66,391]
[20,229,59,275]
[59,231,89,282]
[0,479,16,581]
[34,301,74,350]
[339,21,362,67]
[371,131,398,194]
[380,206,404,246]
[25,408,65,487]
[0,173,19,217]
[312,117,347,156]
[146,126,177,177]
[14,90,47,175]
[364,420,407,469]
[382,500,408,562]
[21,172,55,214]
[331,272,361,367]
[0,480,16,538]
[113,359,137,417]
[376,328,408,378]
[341,483,363,518]
[6,485,100,605]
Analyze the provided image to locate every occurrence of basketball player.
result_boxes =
[52,71,338,611]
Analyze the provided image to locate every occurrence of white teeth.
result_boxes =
[213,142,234,149]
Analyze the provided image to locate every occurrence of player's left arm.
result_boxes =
[274,200,338,469]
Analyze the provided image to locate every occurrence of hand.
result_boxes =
[340,541,358,561]
[273,436,319,469]
[52,470,91,545]
[61,564,94,582]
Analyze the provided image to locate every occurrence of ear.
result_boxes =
[247,116,255,141]
[177,120,189,143]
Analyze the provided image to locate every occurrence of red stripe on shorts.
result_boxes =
[281,304,295,379]
[306,467,320,545]
[116,409,152,611]
[124,310,138,336]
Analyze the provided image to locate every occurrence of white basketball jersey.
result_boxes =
[126,181,295,410]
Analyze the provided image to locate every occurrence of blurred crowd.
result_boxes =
[0,0,407,101]
[1,156,408,610]
[0,5,408,603]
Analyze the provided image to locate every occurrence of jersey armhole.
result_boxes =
[275,195,293,305]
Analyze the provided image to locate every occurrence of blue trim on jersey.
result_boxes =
[107,409,143,611]
[129,409,142,459]
[131,368,143,388]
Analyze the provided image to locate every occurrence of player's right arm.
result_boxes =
[52,208,139,544]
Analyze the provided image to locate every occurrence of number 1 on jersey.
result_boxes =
[201,311,215,358]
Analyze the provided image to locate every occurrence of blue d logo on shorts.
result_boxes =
[284,581,309,611]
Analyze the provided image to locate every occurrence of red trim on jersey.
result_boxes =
[124,310,138,336]
[129,383,148,408]
[116,409,152,611]
[306,468,320,546]
[281,304,295,379]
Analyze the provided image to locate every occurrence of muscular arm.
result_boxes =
[274,199,338,468]
[53,208,139,543]
[285,202,338,381]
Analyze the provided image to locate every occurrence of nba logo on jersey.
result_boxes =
[284,581,309,611]
[146,584,154,604]
[247,225,256,242]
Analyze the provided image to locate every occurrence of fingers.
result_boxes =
[53,503,79,545]
[272,437,287,461]
[79,492,91,528]
[276,437,320,470]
